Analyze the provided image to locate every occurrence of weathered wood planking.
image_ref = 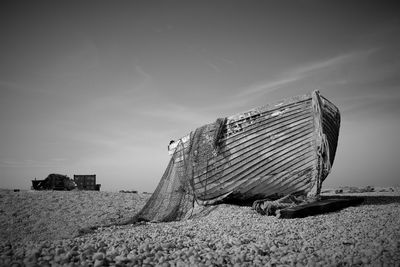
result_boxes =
[195,93,316,204]
[167,90,340,205]
[277,197,364,218]
[320,96,340,166]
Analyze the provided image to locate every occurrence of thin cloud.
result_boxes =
[138,103,215,126]
[340,89,400,118]
[205,61,222,73]
[289,48,379,76]
[35,38,100,79]
[196,96,251,114]
[235,76,300,98]
[51,158,68,162]
[0,80,51,95]
[117,65,154,95]
[0,159,63,168]
[235,48,380,99]
[220,57,235,65]
[135,65,152,81]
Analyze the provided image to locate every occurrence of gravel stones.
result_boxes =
[0,190,149,244]
[1,190,400,266]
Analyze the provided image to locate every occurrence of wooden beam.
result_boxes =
[277,197,364,218]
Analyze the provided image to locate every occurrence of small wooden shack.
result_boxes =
[73,174,101,191]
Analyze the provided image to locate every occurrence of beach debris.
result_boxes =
[276,197,364,218]
[335,186,375,194]
[119,190,138,194]
[252,194,307,216]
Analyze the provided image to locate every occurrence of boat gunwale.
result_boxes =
[172,102,313,157]
[168,93,313,154]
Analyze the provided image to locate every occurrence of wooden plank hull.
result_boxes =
[168,90,340,205]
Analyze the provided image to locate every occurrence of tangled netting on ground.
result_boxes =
[132,118,226,222]
[252,194,313,216]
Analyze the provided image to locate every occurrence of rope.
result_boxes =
[253,201,294,216]
[252,194,306,216]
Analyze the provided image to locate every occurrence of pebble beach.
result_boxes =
[1,188,399,266]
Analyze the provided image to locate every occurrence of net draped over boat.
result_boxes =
[133,118,226,222]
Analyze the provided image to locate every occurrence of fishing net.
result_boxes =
[252,194,308,216]
[132,118,226,222]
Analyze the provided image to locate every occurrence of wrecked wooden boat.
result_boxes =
[135,90,340,222]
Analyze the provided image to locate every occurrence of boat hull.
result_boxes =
[169,90,340,205]
[134,90,340,222]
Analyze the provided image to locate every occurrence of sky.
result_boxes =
[1,0,399,192]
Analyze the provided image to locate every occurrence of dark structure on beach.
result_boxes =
[31,173,101,191]
[73,174,101,191]
[31,174,76,191]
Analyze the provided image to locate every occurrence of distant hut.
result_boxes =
[73,175,101,191]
